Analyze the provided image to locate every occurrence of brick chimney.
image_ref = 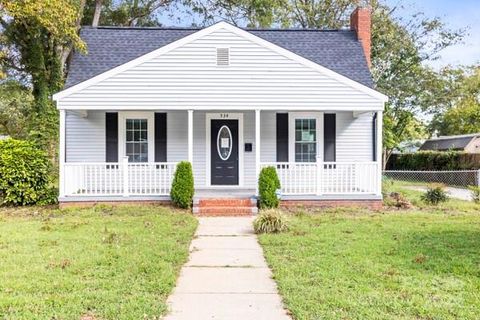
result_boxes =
[350,7,371,67]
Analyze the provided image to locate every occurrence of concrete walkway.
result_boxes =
[163,217,291,320]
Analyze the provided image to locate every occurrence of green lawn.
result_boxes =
[0,205,197,320]
[387,179,477,211]
[259,192,480,319]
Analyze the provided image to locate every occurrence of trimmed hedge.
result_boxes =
[387,151,480,171]
[258,166,281,209]
[0,138,57,205]
[170,161,194,209]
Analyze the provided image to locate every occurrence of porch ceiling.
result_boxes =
[57,105,384,112]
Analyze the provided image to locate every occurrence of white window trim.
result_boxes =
[288,112,324,163]
[206,113,244,187]
[118,111,155,163]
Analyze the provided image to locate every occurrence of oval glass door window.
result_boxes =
[217,125,233,161]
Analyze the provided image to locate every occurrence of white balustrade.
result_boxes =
[63,159,379,198]
[260,161,380,195]
[63,159,177,197]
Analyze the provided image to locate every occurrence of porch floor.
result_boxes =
[194,188,256,199]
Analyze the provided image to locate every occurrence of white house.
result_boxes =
[54,8,387,213]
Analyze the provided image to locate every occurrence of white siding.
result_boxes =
[259,111,375,163]
[66,110,105,162]
[65,110,374,186]
[166,111,188,162]
[260,111,277,162]
[60,28,382,110]
[336,112,374,162]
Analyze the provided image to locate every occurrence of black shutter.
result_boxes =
[324,114,336,162]
[276,113,289,162]
[155,113,167,162]
[105,112,118,162]
[372,112,377,161]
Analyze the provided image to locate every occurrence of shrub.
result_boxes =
[0,138,57,205]
[388,151,480,171]
[170,161,194,209]
[253,209,288,234]
[421,183,448,205]
[468,186,480,203]
[258,166,281,209]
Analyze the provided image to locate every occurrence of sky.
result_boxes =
[385,0,479,68]
[160,0,479,69]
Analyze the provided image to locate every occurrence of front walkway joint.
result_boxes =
[163,217,291,320]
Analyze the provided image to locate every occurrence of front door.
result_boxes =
[211,119,239,185]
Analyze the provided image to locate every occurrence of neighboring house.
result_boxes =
[54,7,387,212]
[420,133,480,153]
[392,139,425,154]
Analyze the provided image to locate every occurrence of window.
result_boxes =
[125,119,148,162]
[217,125,233,160]
[295,118,316,162]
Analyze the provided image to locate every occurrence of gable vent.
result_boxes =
[216,48,229,66]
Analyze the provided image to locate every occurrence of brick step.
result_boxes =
[193,206,258,216]
[197,198,255,207]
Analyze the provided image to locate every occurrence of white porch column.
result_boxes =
[376,110,383,195]
[188,110,194,163]
[255,109,261,180]
[122,156,129,197]
[59,109,66,197]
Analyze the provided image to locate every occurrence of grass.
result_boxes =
[258,185,480,320]
[386,179,477,211]
[0,205,197,320]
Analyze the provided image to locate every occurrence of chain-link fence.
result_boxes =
[383,170,480,188]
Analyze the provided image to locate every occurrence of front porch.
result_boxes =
[59,108,383,204]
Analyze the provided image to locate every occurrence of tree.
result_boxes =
[188,0,370,28]
[81,0,174,26]
[0,0,86,153]
[430,67,480,135]
[0,81,34,139]
[197,0,464,164]
[369,3,463,163]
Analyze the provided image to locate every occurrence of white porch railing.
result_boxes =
[260,161,380,195]
[63,158,177,197]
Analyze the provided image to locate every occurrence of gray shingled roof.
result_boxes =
[420,134,480,151]
[66,26,374,88]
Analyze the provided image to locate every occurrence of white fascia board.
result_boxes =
[53,21,388,103]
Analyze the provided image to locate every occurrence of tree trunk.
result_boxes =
[60,0,86,75]
[383,149,392,170]
[92,0,103,27]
